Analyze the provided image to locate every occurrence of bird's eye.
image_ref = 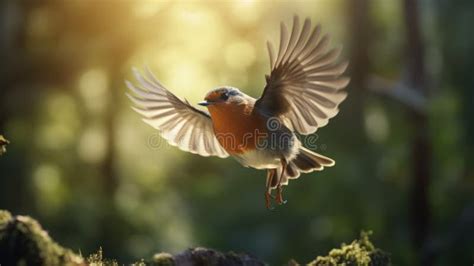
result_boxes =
[221,92,229,101]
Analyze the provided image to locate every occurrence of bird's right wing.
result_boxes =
[126,68,229,158]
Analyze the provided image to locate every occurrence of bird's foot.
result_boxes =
[275,186,287,205]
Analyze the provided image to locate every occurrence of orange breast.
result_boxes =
[208,103,268,154]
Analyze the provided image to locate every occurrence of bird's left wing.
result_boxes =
[254,16,349,135]
[126,68,229,158]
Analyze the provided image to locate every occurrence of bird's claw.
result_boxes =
[264,186,287,209]
[275,187,287,205]
[276,197,287,205]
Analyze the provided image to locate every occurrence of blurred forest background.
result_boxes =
[0,0,473,265]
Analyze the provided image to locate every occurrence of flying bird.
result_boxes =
[126,16,349,209]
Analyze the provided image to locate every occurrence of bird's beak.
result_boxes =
[198,100,211,106]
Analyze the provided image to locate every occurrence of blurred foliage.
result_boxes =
[0,0,473,265]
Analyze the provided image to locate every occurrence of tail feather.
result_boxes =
[286,163,299,178]
[299,147,335,167]
[293,152,323,172]
[271,148,335,188]
[284,147,335,184]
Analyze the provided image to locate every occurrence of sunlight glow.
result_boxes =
[170,5,224,62]
[133,1,167,18]
[165,61,213,98]
[230,0,261,25]
[225,40,256,71]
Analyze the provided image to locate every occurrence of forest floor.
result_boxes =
[0,209,390,266]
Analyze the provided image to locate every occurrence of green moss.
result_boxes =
[0,210,12,227]
[0,135,9,156]
[151,252,175,266]
[87,248,118,266]
[308,231,390,266]
[0,210,83,266]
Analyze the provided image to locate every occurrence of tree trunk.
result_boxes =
[403,0,432,265]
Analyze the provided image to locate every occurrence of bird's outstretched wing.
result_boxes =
[126,67,229,158]
[254,16,349,135]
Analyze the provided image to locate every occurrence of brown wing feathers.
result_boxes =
[256,16,349,135]
[126,67,229,158]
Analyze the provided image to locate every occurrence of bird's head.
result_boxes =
[198,87,246,107]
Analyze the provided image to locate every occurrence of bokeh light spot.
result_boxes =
[37,93,78,150]
[33,164,65,215]
[34,164,61,193]
[364,105,389,143]
[78,125,107,164]
[78,68,109,114]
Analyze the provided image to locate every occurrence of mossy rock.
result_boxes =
[0,210,83,266]
[173,247,265,266]
[144,248,265,266]
[307,231,391,266]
